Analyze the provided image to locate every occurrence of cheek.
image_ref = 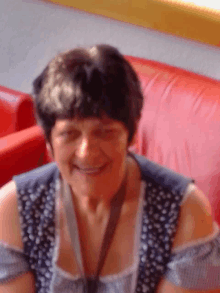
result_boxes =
[53,146,74,181]
[104,138,129,169]
[53,141,74,164]
[113,134,129,155]
[100,139,128,162]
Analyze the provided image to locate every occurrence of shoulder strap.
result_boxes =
[129,151,194,195]
[62,181,85,276]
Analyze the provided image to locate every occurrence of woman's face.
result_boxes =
[48,116,130,201]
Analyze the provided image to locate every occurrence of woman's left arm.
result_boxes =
[157,186,220,293]
[157,278,220,293]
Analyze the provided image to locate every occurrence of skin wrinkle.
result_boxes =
[48,116,131,213]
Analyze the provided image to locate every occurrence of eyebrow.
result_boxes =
[97,117,118,125]
[59,119,116,129]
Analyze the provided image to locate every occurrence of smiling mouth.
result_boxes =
[75,164,107,175]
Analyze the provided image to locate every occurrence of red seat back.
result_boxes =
[0,125,51,187]
[127,56,220,225]
[0,85,36,137]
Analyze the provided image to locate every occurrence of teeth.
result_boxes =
[77,166,104,173]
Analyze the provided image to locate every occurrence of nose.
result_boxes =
[75,135,98,162]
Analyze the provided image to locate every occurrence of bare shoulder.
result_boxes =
[0,180,23,248]
[0,182,35,291]
[158,186,219,292]
[0,271,35,293]
[172,185,214,250]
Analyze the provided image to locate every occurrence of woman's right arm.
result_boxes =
[0,181,35,293]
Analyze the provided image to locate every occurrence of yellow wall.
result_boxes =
[48,0,220,47]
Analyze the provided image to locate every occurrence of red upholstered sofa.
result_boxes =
[0,85,36,138]
[1,56,220,226]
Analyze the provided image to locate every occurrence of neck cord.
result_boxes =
[61,172,127,293]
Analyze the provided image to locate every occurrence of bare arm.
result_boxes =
[0,181,35,293]
[157,186,220,293]
[0,272,35,293]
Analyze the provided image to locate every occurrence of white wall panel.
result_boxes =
[0,0,220,93]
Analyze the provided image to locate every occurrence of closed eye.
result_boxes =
[93,128,117,138]
[60,130,80,138]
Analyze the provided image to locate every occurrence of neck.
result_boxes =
[69,159,129,216]
[75,194,111,215]
[70,172,128,222]
[68,191,116,228]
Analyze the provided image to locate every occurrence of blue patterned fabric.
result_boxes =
[165,225,220,291]
[0,242,30,282]
[13,153,194,293]
[129,153,195,292]
[1,222,220,291]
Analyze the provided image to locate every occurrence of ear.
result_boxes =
[127,120,139,152]
[128,132,137,147]
[46,142,54,160]
[128,120,139,148]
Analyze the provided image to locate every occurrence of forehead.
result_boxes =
[54,117,125,130]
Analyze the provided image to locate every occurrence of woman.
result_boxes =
[0,44,220,293]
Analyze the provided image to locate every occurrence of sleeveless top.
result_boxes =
[13,153,194,293]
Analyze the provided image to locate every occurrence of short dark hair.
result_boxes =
[33,44,143,143]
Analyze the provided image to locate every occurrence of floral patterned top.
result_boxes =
[1,153,220,292]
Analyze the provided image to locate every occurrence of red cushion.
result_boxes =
[126,56,220,225]
[0,125,50,187]
[0,85,36,137]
